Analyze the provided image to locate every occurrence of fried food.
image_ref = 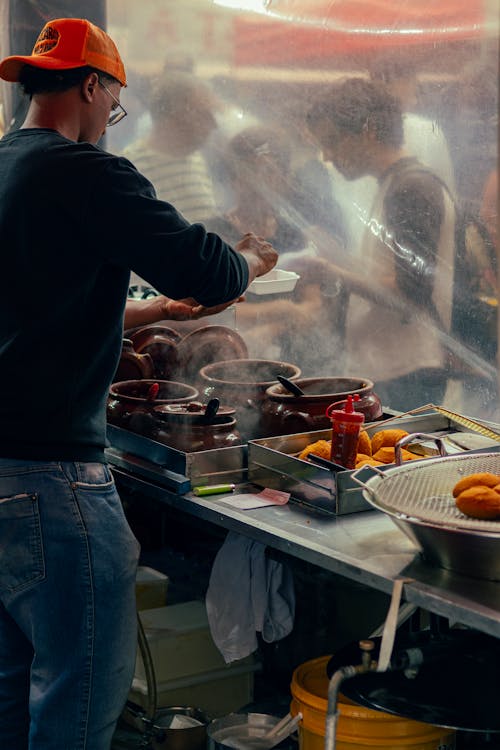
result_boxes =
[455,485,500,520]
[355,455,384,468]
[371,429,409,455]
[299,439,331,461]
[355,452,371,464]
[452,472,500,498]
[357,430,372,457]
[372,446,419,464]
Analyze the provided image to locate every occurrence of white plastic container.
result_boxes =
[136,601,237,683]
[247,269,300,295]
[135,566,169,611]
[133,601,259,717]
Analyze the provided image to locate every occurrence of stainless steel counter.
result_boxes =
[112,466,500,639]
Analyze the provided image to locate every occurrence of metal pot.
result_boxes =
[151,706,209,750]
[207,713,281,750]
[354,450,500,580]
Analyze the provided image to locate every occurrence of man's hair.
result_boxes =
[306,77,404,148]
[19,65,117,96]
[149,71,214,123]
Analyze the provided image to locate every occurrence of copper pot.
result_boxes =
[113,339,155,382]
[107,379,198,438]
[152,401,242,452]
[198,359,301,440]
[261,376,382,437]
[129,326,182,380]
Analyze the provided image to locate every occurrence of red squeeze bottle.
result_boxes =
[326,394,365,470]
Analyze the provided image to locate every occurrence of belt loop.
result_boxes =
[59,461,78,485]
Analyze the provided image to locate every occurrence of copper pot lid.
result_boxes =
[153,400,236,423]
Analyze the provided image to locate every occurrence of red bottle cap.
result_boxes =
[325,394,365,424]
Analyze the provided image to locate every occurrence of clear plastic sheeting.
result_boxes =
[2,0,498,419]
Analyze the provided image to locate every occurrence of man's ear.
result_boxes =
[81,72,99,103]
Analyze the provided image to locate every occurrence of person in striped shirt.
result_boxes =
[124,70,218,224]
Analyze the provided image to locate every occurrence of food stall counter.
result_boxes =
[110,463,500,640]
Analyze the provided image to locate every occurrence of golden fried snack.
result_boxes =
[355,456,384,468]
[357,430,372,457]
[371,428,409,455]
[299,439,331,461]
[372,446,421,465]
[402,450,424,461]
[455,485,500,520]
[452,472,500,498]
[355,452,371,464]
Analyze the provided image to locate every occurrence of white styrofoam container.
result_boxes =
[136,601,235,684]
[135,566,169,611]
[247,269,300,295]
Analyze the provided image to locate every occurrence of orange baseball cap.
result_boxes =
[0,17,126,86]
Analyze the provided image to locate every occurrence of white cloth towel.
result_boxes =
[205,531,295,663]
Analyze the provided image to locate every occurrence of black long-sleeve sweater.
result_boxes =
[0,129,248,461]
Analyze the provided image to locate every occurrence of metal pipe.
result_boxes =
[137,611,158,722]
[324,665,359,750]
[325,641,378,750]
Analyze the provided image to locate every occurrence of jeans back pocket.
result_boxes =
[0,493,45,594]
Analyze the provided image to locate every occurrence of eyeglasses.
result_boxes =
[98,80,127,127]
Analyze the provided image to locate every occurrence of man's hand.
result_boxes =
[235,232,278,284]
[162,297,243,320]
[123,295,243,329]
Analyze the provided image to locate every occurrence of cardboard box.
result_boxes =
[135,566,169,611]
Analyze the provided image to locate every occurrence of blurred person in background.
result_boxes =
[123,69,220,296]
[107,51,196,156]
[205,125,347,373]
[442,61,499,410]
[480,169,498,257]
[249,89,348,261]
[440,61,498,215]
[0,18,277,750]
[332,55,455,258]
[370,55,455,193]
[124,70,218,224]
[306,77,457,412]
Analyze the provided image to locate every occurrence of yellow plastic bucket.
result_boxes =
[290,656,456,750]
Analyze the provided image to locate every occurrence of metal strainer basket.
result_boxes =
[353,451,500,581]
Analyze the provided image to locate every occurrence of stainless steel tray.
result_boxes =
[247,411,500,516]
[106,424,247,487]
[353,451,500,580]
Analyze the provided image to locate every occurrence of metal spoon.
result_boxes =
[277,375,304,397]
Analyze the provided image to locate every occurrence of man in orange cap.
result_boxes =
[0,17,277,750]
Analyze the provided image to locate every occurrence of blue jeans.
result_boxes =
[0,459,140,749]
